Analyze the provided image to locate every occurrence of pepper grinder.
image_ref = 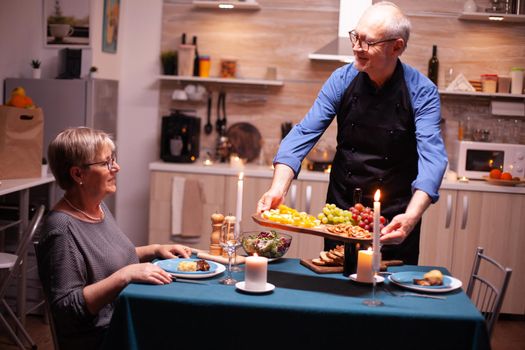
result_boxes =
[209,213,224,256]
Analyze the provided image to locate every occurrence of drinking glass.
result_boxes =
[219,221,241,285]
[363,250,384,307]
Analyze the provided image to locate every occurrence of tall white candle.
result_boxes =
[245,254,268,290]
[235,172,244,236]
[357,249,374,283]
[373,189,381,272]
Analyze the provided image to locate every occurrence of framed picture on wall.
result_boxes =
[102,0,120,53]
[44,0,90,48]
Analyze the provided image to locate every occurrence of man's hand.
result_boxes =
[256,164,295,213]
[379,190,431,245]
[380,213,418,245]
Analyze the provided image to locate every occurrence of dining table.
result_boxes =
[102,258,490,350]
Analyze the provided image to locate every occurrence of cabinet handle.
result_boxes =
[460,195,469,230]
[305,185,312,214]
[445,193,452,229]
[290,184,297,209]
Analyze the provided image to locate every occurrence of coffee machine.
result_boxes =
[160,111,200,163]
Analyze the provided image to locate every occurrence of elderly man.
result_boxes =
[257,1,447,264]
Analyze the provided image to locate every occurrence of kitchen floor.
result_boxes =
[0,314,524,350]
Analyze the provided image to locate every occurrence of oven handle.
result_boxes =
[290,183,297,210]
[460,194,469,230]
[305,185,312,214]
[445,193,452,229]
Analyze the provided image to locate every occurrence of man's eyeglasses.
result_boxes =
[349,30,399,52]
[84,156,117,171]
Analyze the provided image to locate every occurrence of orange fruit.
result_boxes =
[500,172,513,180]
[489,169,502,179]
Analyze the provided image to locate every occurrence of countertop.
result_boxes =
[149,161,525,195]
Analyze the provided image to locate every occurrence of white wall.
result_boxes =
[1,0,162,245]
[115,0,162,245]
[0,0,92,100]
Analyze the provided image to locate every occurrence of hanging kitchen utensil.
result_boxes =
[226,122,262,163]
[204,93,212,134]
[215,92,227,135]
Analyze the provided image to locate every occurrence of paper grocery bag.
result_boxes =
[0,106,44,179]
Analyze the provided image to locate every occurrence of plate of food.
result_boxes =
[154,258,225,279]
[241,231,292,261]
[388,270,462,293]
[482,176,525,187]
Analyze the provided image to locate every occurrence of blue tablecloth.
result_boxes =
[102,259,489,350]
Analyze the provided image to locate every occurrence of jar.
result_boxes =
[199,55,211,78]
[481,74,498,93]
[220,58,237,78]
[510,67,524,94]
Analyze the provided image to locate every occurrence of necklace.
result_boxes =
[63,197,103,222]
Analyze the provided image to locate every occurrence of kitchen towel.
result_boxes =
[171,176,204,240]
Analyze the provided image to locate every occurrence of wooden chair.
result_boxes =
[0,205,45,350]
[466,247,512,338]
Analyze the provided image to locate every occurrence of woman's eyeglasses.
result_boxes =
[84,157,117,171]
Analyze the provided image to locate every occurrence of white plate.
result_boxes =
[154,259,225,279]
[388,272,462,293]
[235,281,275,294]
[349,274,384,284]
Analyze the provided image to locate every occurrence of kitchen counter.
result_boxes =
[149,161,525,194]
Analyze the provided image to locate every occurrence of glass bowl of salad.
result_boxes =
[241,230,292,260]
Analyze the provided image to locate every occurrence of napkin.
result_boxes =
[171,177,205,240]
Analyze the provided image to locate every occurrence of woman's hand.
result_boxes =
[156,244,192,259]
[120,262,173,285]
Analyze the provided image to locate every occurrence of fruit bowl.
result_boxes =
[241,231,292,259]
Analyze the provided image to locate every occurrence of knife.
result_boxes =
[171,276,209,285]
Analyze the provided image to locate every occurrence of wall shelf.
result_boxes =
[159,75,283,87]
[192,1,260,11]
[439,90,525,100]
[458,12,525,23]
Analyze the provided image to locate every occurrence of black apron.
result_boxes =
[325,61,421,264]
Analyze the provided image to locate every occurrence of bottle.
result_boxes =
[192,36,200,77]
[353,188,362,206]
[428,45,439,86]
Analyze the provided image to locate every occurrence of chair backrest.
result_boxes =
[466,247,512,338]
[33,240,60,350]
[0,205,46,300]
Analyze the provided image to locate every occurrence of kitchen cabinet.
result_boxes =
[148,171,227,251]
[420,189,525,314]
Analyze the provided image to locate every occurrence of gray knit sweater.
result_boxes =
[37,202,139,350]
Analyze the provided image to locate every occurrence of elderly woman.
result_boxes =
[37,127,191,350]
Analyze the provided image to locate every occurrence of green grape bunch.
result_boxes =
[317,203,353,225]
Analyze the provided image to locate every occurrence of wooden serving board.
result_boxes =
[252,214,372,244]
[300,259,344,274]
[300,259,404,274]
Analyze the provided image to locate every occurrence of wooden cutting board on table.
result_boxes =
[300,259,404,274]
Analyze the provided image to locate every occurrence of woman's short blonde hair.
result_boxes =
[48,127,115,190]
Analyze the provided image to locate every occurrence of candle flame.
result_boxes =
[374,189,380,202]
[253,253,258,257]
[239,172,244,180]
[367,247,373,252]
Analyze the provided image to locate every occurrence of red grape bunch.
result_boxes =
[348,203,387,232]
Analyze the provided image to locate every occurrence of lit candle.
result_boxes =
[230,154,244,170]
[356,248,374,283]
[373,189,381,272]
[245,253,268,291]
[235,172,244,236]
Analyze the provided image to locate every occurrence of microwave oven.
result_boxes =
[449,141,525,180]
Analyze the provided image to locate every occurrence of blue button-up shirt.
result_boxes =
[275,62,448,203]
